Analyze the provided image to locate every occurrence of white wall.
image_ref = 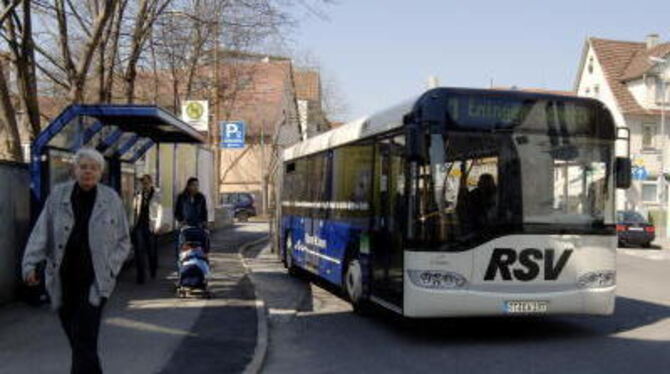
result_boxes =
[648,63,670,110]
[196,148,215,222]
[627,79,649,107]
[575,45,626,127]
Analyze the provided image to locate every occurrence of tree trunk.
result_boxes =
[125,68,137,104]
[69,79,86,103]
[0,62,24,161]
[103,0,128,103]
[4,0,42,140]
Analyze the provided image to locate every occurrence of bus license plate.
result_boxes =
[504,301,549,314]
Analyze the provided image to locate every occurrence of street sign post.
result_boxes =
[181,100,209,132]
[220,121,246,149]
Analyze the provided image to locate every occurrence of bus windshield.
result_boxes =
[410,131,614,251]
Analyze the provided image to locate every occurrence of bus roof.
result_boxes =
[283,97,417,161]
[283,87,608,161]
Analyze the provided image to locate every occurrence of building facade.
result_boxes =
[574,35,670,219]
[216,57,330,215]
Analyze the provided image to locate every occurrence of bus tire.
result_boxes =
[344,258,372,315]
[284,233,298,276]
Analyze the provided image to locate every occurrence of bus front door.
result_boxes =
[371,136,405,309]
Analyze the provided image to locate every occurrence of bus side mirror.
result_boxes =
[615,157,631,189]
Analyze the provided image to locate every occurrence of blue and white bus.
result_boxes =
[277,88,631,317]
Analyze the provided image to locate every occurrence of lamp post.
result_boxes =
[650,56,668,237]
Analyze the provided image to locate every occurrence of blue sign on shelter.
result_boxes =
[220,121,246,149]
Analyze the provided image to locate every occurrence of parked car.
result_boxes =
[617,210,655,248]
[221,192,256,222]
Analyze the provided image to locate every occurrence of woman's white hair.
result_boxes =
[73,148,106,171]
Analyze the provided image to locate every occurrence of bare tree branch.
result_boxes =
[32,42,69,75]
[54,0,77,81]
[0,0,21,25]
[35,61,71,89]
[65,0,93,37]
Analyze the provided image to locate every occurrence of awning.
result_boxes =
[30,104,205,214]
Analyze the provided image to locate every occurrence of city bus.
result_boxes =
[277,87,631,317]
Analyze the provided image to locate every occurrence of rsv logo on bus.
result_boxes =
[484,248,573,281]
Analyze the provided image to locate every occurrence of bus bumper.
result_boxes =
[402,285,616,318]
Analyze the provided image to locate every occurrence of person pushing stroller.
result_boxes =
[175,177,208,231]
[174,178,211,298]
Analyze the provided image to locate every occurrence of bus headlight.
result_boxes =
[577,270,616,289]
[407,270,467,289]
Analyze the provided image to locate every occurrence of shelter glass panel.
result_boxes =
[159,144,175,230]
[121,163,136,223]
[49,116,101,150]
[48,149,74,187]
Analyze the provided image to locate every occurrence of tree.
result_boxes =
[0,53,22,161]
[1,0,41,143]
[122,0,172,103]
[0,0,334,162]
[53,0,118,102]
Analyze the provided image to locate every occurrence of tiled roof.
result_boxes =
[294,70,321,102]
[589,38,667,115]
[620,43,670,81]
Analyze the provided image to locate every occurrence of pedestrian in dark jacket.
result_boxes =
[175,177,208,228]
[22,148,131,374]
[132,174,162,284]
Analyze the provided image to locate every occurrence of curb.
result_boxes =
[237,236,271,374]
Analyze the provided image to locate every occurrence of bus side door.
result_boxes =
[371,136,406,308]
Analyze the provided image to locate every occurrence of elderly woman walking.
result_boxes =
[22,148,131,374]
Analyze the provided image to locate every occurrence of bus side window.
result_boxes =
[332,142,374,219]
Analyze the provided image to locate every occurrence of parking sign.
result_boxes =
[220,121,246,149]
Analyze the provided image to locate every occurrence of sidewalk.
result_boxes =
[652,237,670,250]
[0,223,268,374]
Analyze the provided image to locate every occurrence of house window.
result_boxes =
[642,124,657,149]
[594,85,600,98]
[585,88,591,96]
[642,182,658,203]
[588,57,594,74]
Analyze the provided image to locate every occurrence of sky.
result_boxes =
[293,0,670,122]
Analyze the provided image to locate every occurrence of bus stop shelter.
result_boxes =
[30,105,205,218]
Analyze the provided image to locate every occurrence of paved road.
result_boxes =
[246,245,670,374]
[0,222,268,374]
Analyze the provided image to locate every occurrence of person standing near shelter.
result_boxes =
[22,148,131,374]
[132,174,162,284]
[175,177,208,229]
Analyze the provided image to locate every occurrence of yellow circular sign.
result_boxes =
[185,102,204,120]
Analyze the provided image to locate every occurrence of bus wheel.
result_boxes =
[345,258,371,315]
[284,234,298,276]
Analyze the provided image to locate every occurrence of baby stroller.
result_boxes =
[176,226,212,298]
